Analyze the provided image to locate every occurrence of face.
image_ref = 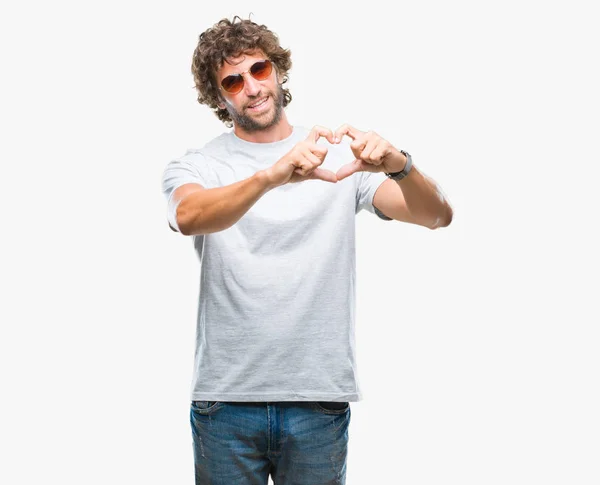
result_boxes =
[215,51,285,133]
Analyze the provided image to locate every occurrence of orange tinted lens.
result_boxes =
[221,74,244,94]
[250,60,272,80]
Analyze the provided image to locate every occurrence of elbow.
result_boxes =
[428,205,453,230]
[176,202,213,236]
[445,204,454,226]
[176,203,193,236]
[429,183,453,229]
[176,197,211,236]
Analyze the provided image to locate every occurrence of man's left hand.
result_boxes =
[333,124,407,181]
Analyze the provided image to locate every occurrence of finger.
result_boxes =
[336,159,370,181]
[370,142,390,164]
[294,152,337,183]
[360,137,380,163]
[306,125,336,145]
[350,138,368,153]
[307,145,328,163]
[350,137,368,160]
[294,150,323,177]
[308,167,338,183]
[333,123,364,143]
[303,149,326,168]
[292,154,313,176]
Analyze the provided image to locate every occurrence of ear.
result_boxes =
[274,69,285,87]
[212,74,227,109]
[216,93,227,110]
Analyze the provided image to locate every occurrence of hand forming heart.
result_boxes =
[331,124,407,181]
[267,124,406,187]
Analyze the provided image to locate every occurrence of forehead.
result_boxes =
[216,49,267,78]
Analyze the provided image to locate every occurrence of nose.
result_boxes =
[243,72,261,97]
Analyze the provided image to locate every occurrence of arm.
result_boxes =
[373,157,453,230]
[174,170,274,236]
[331,124,453,229]
[170,126,339,236]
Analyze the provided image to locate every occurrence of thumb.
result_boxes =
[336,159,369,181]
[308,167,339,183]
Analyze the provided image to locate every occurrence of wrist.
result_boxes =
[385,150,413,180]
[256,168,279,191]
[386,151,408,172]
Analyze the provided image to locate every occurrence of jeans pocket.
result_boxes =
[191,401,222,414]
[313,401,350,414]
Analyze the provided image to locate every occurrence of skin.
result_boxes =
[215,49,293,144]
[212,50,453,229]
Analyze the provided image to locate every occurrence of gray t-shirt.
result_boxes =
[161,125,391,402]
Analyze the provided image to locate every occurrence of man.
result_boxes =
[161,15,452,485]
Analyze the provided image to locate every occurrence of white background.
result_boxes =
[1,1,598,484]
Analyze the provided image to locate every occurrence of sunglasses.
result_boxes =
[219,59,273,94]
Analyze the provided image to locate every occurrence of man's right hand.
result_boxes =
[264,126,338,187]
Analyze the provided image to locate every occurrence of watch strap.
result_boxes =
[385,150,412,180]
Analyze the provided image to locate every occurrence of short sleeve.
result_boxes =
[355,171,393,220]
[161,153,211,233]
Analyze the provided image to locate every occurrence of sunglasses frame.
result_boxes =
[218,59,274,95]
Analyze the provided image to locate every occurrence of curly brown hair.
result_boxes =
[191,15,293,127]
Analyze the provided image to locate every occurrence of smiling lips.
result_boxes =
[247,97,269,110]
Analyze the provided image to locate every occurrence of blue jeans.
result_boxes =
[190,400,351,484]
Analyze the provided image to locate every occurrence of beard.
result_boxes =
[224,83,285,133]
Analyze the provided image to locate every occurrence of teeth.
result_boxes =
[249,97,267,108]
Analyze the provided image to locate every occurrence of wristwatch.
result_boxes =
[385,150,412,180]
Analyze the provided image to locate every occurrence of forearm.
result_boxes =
[400,167,453,228]
[177,170,274,235]
[395,159,453,229]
